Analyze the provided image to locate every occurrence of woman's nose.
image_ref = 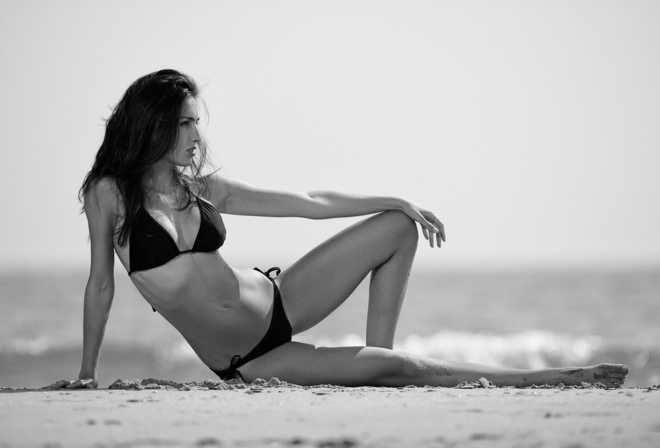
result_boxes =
[192,125,201,142]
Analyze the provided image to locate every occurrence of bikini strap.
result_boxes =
[229,354,243,369]
[212,354,245,382]
[253,267,281,279]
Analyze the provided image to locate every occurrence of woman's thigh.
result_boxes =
[276,211,418,333]
[238,341,408,386]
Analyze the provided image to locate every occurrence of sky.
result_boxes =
[1,0,659,272]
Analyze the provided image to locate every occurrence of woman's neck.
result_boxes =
[142,161,190,209]
[143,159,178,195]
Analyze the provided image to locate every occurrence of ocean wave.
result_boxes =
[0,336,62,356]
[2,330,655,372]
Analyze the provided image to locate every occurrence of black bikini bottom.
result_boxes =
[211,267,292,381]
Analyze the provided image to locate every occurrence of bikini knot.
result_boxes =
[229,354,242,368]
[253,266,281,279]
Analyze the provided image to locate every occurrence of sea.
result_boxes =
[1,267,658,389]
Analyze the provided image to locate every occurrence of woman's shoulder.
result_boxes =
[84,177,123,216]
[201,170,226,187]
[199,171,230,207]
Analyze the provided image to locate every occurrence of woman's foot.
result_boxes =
[558,363,629,388]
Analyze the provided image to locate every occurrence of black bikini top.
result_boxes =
[128,197,226,276]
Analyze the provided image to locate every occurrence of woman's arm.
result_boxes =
[49,179,118,389]
[206,174,445,247]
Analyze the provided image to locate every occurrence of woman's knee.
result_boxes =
[369,350,423,386]
[377,210,419,246]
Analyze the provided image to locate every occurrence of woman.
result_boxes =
[53,69,627,389]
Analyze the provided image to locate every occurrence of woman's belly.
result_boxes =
[127,252,277,370]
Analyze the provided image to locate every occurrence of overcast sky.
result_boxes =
[1,0,658,272]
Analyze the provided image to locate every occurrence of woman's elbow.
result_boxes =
[85,276,115,298]
[301,193,333,219]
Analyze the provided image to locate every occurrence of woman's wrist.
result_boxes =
[78,366,97,380]
[388,197,409,212]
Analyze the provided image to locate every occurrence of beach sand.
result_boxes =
[1,379,659,448]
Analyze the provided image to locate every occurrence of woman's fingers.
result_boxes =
[65,379,83,389]
[420,213,444,248]
[420,220,436,248]
[406,204,445,249]
[434,220,444,248]
[43,380,71,390]
[437,220,446,243]
[422,225,429,242]
[43,378,98,390]
[66,378,98,389]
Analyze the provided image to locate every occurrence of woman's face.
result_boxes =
[168,95,201,167]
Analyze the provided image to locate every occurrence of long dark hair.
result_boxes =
[80,69,210,246]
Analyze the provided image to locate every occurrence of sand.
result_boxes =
[1,379,659,448]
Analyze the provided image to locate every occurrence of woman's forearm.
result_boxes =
[78,281,114,379]
[307,190,445,248]
[306,191,406,219]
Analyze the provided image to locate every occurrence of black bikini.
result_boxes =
[211,267,293,381]
[127,198,292,381]
[128,197,226,276]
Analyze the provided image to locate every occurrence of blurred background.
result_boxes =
[1,0,658,388]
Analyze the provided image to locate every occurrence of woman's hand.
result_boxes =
[43,378,98,390]
[402,202,446,248]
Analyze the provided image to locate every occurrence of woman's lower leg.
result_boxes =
[278,210,420,336]
[365,213,418,349]
[381,352,629,388]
